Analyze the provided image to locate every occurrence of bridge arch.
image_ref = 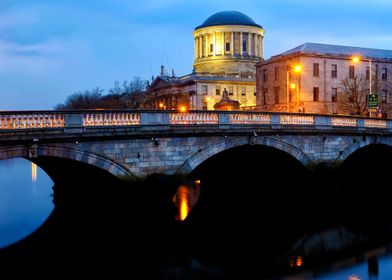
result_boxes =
[176,136,312,176]
[334,136,392,165]
[0,145,137,183]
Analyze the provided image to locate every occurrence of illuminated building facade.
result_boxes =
[145,11,265,110]
[256,42,392,117]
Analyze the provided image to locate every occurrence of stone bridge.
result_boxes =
[0,109,391,183]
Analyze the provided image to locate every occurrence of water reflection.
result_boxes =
[0,158,53,248]
[31,162,37,182]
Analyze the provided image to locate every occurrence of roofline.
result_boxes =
[258,51,392,65]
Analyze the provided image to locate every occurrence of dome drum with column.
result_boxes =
[193,11,265,75]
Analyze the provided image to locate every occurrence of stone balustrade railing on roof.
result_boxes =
[0,110,391,132]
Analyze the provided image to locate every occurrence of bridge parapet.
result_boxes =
[0,110,391,133]
[0,112,64,129]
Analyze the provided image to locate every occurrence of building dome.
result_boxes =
[195,11,262,30]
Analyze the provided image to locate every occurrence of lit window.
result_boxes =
[241,87,246,96]
[228,87,234,96]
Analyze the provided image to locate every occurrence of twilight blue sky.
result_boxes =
[1,0,392,110]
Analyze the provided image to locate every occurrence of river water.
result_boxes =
[0,157,391,279]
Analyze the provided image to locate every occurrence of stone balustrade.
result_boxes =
[0,110,390,132]
[0,112,64,129]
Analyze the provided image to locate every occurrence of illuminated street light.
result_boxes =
[286,64,301,112]
[352,56,373,116]
[352,56,360,63]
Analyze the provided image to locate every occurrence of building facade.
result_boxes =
[256,42,392,117]
[145,11,265,110]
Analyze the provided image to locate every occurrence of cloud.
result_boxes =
[0,39,86,75]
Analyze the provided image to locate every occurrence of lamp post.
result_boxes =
[286,64,301,112]
[352,56,373,116]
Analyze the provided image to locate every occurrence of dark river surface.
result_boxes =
[1,151,392,279]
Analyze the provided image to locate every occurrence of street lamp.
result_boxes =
[286,64,301,112]
[352,56,373,115]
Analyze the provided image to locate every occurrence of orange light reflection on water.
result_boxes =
[32,163,37,182]
[179,188,189,221]
[173,180,201,221]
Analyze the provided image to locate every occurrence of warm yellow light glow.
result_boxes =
[179,106,187,112]
[348,275,361,280]
[32,162,37,182]
[294,65,301,73]
[205,96,211,102]
[173,185,190,221]
[295,256,303,267]
[290,83,296,89]
[173,180,202,221]
[179,199,188,221]
[352,56,360,63]
[216,43,221,54]
[159,102,164,108]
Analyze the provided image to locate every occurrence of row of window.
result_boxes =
[207,40,249,54]
[262,87,388,104]
[263,64,389,82]
[201,85,256,96]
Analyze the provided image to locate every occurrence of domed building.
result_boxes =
[193,11,264,75]
[145,11,265,110]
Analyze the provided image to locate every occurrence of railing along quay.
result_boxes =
[0,110,390,132]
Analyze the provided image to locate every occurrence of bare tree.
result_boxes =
[109,77,148,109]
[55,77,148,109]
[55,87,104,109]
[339,75,369,116]
[122,77,147,94]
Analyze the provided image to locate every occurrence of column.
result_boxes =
[194,37,198,59]
[253,33,256,56]
[205,34,209,57]
[240,32,243,55]
[260,35,264,58]
[213,32,216,56]
[199,35,203,58]
[221,32,225,55]
[231,32,234,55]
[247,33,251,56]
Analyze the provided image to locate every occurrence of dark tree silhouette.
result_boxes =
[55,77,148,109]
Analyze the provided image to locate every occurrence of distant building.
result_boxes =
[145,11,265,110]
[256,42,392,117]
